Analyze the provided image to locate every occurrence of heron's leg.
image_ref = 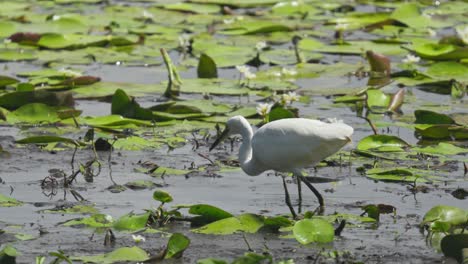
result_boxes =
[296,175,302,214]
[297,174,324,207]
[282,176,297,219]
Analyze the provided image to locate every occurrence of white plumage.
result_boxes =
[210,115,353,209]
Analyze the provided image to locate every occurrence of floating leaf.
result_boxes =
[113,212,151,231]
[268,106,295,122]
[441,234,468,264]
[165,233,190,259]
[366,89,391,113]
[0,91,74,110]
[188,204,233,225]
[421,205,468,232]
[0,49,37,62]
[16,136,83,146]
[0,244,19,263]
[124,180,159,190]
[365,167,438,183]
[71,247,148,264]
[415,124,468,140]
[293,219,334,244]
[412,43,468,61]
[63,214,113,228]
[414,110,455,125]
[390,3,432,29]
[43,204,99,215]
[426,61,468,82]
[0,75,19,88]
[357,135,409,152]
[219,20,291,35]
[413,143,468,156]
[197,53,218,79]
[111,89,154,121]
[193,214,264,235]
[0,194,23,207]
[153,190,173,203]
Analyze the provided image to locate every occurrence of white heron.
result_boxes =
[210,115,353,216]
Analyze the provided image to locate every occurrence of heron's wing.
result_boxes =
[251,118,352,172]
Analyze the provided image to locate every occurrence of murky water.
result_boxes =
[1,59,467,263]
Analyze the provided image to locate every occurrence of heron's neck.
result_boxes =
[238,120,264,176]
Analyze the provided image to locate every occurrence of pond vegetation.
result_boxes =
[0,0,467,263]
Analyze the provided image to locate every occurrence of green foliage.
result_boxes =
[71,246,148,264]
[153,190,173,203]
[293,219,335,244]
[0,193,23,207]
[165,233,191,259]
[421,205,468,232]
[197,53,218,78]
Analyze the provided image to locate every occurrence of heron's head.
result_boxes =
[209,116,247,151]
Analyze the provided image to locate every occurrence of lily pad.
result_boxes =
[413,143,468,156]
[153,190,173,203]
[113,212,151,231]
[165,233,190,259]
[193,213,264,235]
[365,167,439,183]
[71,246,148,264]
[421,205,468,232]
[293,218,334,244]
[357,135,409,152]
[63,214,114,228]
[0,194,23,207]
[188,204,233,225]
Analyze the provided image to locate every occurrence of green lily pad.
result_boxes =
[162,2,220,14]
[189,0,278,8]
[219,20,292,35]
[165,233,190,259]
[441,234,468,264]
[412,43,468,60]
[113,212,151,231]
[415,110,456,124]
[192,38,256,68]
[293,218,334,244]
[0,49,37,62]
[0,90,74,110]
[124,180,159,190]
[187,204,233,225]
[16,136,83,146]
[357,135,410,152]
[193,213,264,235]
[197,53,218,78]
[426,61,468,82]
[0,75,19,88]
[413,143,468,155]
[63,214,114,228]
[421,205,468,232]
[37,33,137,50]
[415,124,468,140]
[0,244,19,263]
[43,204,99,214]
[390,3,432,29]
[366,89,391,113]
[71,246,148,264]
[365,167,439,183]
[113,136,158,151]
[153,190,173,203]
[0,194,23,207]
[0,21,17,38]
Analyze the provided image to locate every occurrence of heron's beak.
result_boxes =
[344,136,352,144]
[209,127,229,151]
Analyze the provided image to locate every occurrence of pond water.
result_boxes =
[0,0,467,263]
